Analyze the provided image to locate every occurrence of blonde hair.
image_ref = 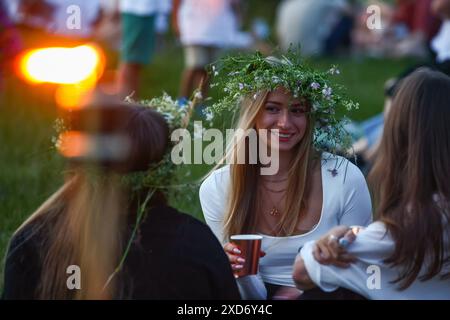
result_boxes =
[221,91,318,239]
[11,105,169,299]
[14,170,126,299]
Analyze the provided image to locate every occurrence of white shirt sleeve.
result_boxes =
[338,161,373,227]
[299,222,394,297]
[298,241,341,292]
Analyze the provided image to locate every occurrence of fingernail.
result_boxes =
[234,264,243,269]
[339,238,350,248]
[237,257,246,263]
[233,248,241,254]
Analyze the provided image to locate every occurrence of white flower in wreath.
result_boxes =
[193,123,205,140]
[312,101,321,111]
[203,110,214,122]
[310,82,320,90]
[194,91,203,100]
[329,67,340,75]
[322,86,332,99]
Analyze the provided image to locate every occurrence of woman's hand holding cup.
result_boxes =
[224,235,265,278]
[224,242,246,272]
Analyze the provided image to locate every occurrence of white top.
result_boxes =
[275,0,347,55]
[431,20,450,63]
[47,0,101,37]
[6,0,101,37]
[300,221,450,300]
[199,153,373,299]
[178,0,244,47]
[119,0,172,16]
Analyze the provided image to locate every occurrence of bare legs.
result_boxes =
[117,62,143,99]
[179,67,208,99]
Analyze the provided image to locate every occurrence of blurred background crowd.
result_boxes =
[2,0,449,94]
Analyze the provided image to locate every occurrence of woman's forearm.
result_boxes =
[292,257,316,291]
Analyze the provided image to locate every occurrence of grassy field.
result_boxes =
[0,30,415,291]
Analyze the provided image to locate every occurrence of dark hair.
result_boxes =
[369,68,450,289]
[124,105,169,172]
[66,103,169,173]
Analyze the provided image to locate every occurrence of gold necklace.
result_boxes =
[269,206,281,216]
[261,187,285,216]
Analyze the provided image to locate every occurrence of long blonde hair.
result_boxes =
[13,171,126,299]
[222,91,317,239]
[11,106,169,299]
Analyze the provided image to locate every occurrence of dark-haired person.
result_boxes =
[293,68,450,299]
[2,102,240,300]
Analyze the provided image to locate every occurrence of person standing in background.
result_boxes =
[275,0,349,56]
[116,0,172,99]
[0,0,22,93]
[173,0,248,100]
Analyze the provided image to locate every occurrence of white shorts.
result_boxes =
[184,45,221,68]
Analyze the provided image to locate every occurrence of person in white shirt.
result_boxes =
[294,68,450,300]
[173,0,248,99]
[275,0,348,56]
[199,53,372,300]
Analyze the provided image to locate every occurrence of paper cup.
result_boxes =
[230,234,263,277]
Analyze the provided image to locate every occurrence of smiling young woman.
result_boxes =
[199,52,373,300]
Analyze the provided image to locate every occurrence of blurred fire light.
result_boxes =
[57,131,130,161]
[19,44,105,109]
[20,45,103,85]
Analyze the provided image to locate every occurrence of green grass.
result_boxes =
[0,35,415,292]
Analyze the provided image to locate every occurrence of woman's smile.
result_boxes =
[271,130,296,142]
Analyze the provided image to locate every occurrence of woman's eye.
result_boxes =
[290,107,306,115]
[265,105,280,113]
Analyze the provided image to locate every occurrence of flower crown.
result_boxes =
[53,92,200,193]
[206,50,359,154]
[122,92,200,193]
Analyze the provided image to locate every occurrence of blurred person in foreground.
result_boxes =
[2,94,240,299]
